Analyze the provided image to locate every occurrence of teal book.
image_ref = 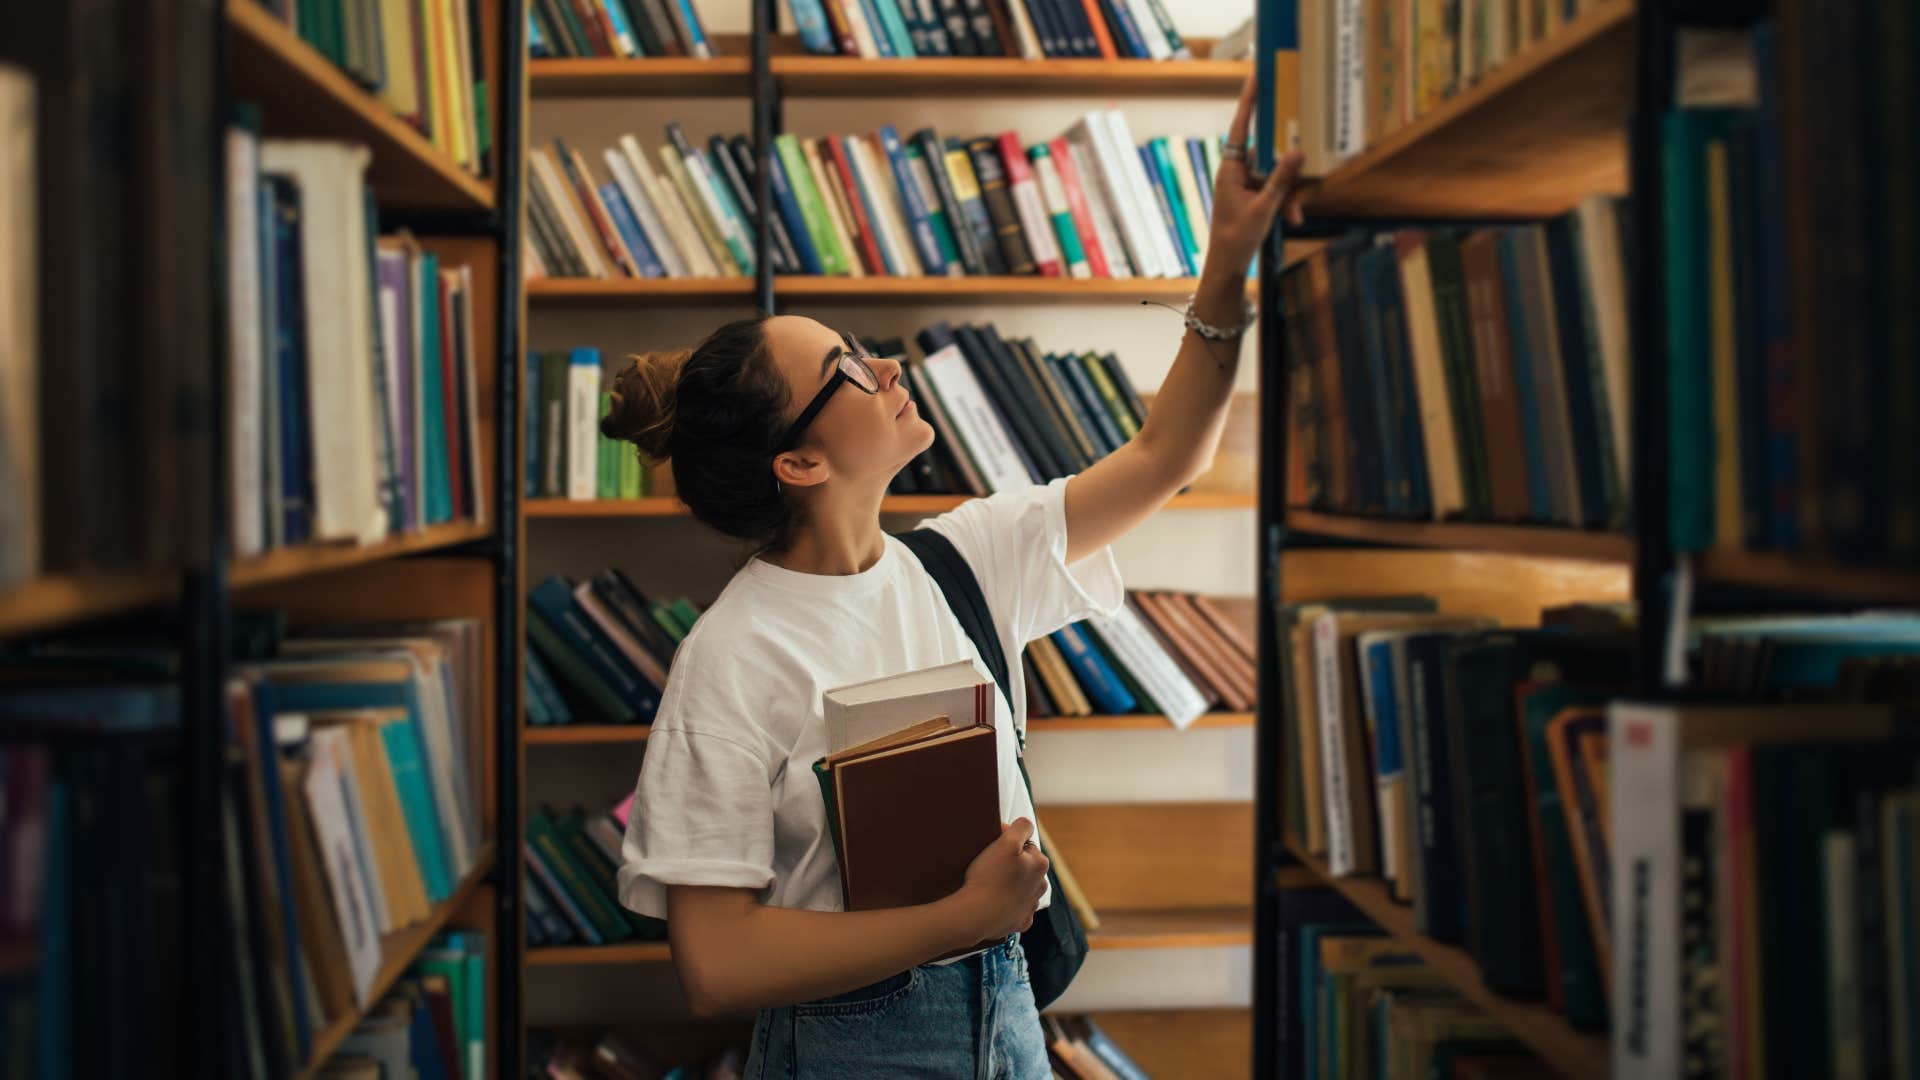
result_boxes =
[418,253,452,524]
[525,810,633,942]
[774,134,849,276]
[378,713,455,901]
[905,142,962,268]
[667,597,702,635]
[1149,138,1201,267]
[1518,682,1615,1028]
[526,612,634,724]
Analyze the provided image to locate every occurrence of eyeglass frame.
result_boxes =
[776,331,883,451]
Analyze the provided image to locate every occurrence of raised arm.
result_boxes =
[1064,78,1304,565]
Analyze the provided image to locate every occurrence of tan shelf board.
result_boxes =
[526,493,1252,519]
[1285,510,1633,563]
[1303,1,1635,218]
[296,845,496,1080]
[1694,548,1920,603]
[227,0,493,211]
[525,276,1220,306]
[526,942,673,966]
[1280,839,1606,1079]
[0,572,179,641]
[230,521,493,592]
[1028,712,1254,732]
[529,35,753,96]
[524,724,652,745]
[1088,906,1252,951]
[524,278,757,305]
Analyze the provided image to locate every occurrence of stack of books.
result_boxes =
[524,571,702,727]
[785,0,1197,60]
[1281,197,1631,530]
[226,124,490,559]
[1294,0,1610,172]
[247,0,492,178]
[1027,591,1256,724]
[1043,1017,1155,1078]
[312,934,487,1079]
[525,348,659,502]
[524,115,1221,282]
[528,0,719,58]
[525,798,668,947]
[528,1029,746,1079]
[1660,16,1918,564]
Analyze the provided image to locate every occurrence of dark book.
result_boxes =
[952,324,1066,479]
[934,0,978,54]
[961,0,1004,53]
[1403,630,1467,942]
[589,569,681,670]
[1276,891,1369,1080]
[1354,243,1408,515]
[1050,352,1124,456]
[1458,230,1530,521]
[1094,352,1149,433]
[1097,0,1150,57]
[712,135,799,275]
[1047,0,1099,57]
[1305,249,1354,509]
[1014,340,1098,469]
[942,136,1009,275]
[901,359,986,495]
[911,127,988,276]
[1495,226,1554,523]
[918,320,1042,483]
[964,137,1034,274]
[528,576,660,720]
[624,0,668,55]
[979,324,1085,477]
[1426,230,1493,519]
[1023,0,1067,56]
[1022,652,1056,717]
[1544,216,1611,529]
[1327,239,1385,513]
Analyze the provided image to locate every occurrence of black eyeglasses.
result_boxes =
[777,331,882,450]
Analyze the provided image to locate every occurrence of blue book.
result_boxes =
[788,0,835,52]
[1081,1022,1151,1080]
[406,986,451,1080]
[1052,353,1127,454]
[671,0,712,55]
[265,176,313,544]
[855,0,899,55]
[528,10,549,56]
[1186,138,1214,222]
[596,0,640,56]
[765,148,825,275]
[523,875,573,944]
[1136,144,1193,275]
[1049,622,1136,714]
[869,0,917,56]
[1362,638,1402,817]
[877,125,950,275]
[1544,216,1611,528]
[1254,0,1299,169]
[1299,923,1380,1079]
[524,350,541,499]
[1498,227,1553,522]
[905,141,963,270]
[1097,0,1149,57]
[417,251,453,524]
[524,647,574,724]
[527,576,660,718]
[523,670,551,725]
[525,840,603,944]
[597,181,664,278]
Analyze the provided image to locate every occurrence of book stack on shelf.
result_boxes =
[227,124,491,560]
[527,1029,747,1079]
[525,797,669,949]
[529,0,720,59]
[784,0,1198,60]
[1280,198,1631,531]
[1030,591,1256,724]
[314,933,488,1079]
[246,0,494,179]
[523,114,1221,283]
[1043,1015,1157,1078]
[524,571,701,728]
[525,349,662,502]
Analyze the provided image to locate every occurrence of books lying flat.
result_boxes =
[823,658,991,754]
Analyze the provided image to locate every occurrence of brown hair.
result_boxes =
[600,315,802,548]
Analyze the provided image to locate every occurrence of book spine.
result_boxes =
[872,0,919,54]
[1136,143,1193,276]
[789,0,838,52]
[965,137,1034,275]
[1086,603,1208,727]
[917,338,1035,492]
[526,604,636,724]
[851,135,923,275]
[1609,703,1681,1077]
[597,183,663,278]
[1311,613,1355,874]
[623,136,716,276]
[823,136,889,277]
[1046,136,1109,277]
[1049,622,1137,714]
[566,350,600,500]
[724,135,804,275]
[765,138,826,275]
[914,129,987,276]
[903,142,964,274]
[1030,147,1090,278]
[667,123,755,275]
[775,134,848,275]
[657,145,739,275]
[800,137,868,277]
[878,125,950,275]
[604,147,686,277]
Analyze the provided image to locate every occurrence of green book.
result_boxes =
[649,602,686,644]
[1149,138,1201,267]
[555,807,662,939]
[618,442,642,499]
[526,611,630,724]
[775,134,849,276]
[667,597,702,634]
[525,810,633,942]
[1077,352,1140,440]
[906,143,962,269]
[539,350,568,498]
[596,392,618,499]
[1518,683,1614,1028]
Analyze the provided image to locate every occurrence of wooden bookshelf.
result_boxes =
[521,712,1255,744]
[529,35,752,96]
[226,0,494,212]
[1280,839,1606,1080]
[527,942,672,967]
[1285,509,1634,563]
[0,572,180,641]
[1694,549,1920,604]
[228,521,493,592]
[527,492,1256,518]
[523,278,757,305]
[1302,0,1635,218]
[295,845,497,1080]
[525,275,1218,306]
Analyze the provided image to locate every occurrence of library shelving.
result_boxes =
[524,491,1257,518]
[524,711,1253,745]
[1284,510,1634,563]
[527,275,1225,306]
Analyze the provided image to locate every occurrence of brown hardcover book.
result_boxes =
[830,722,1002,956]
[964,136,1035,275]
[1163,593,1258,704]
[1138,593,1250,711]
[1458,230,1530,520]
[1190,595,1258,668]
[1028,636,1091,716]
[1306,251,1353,508]
[1126,594,1225,712]
[1021,652,1056,717]
[278,757,358,1023]
[1290,617,1329,852]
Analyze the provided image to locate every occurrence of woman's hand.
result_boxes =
[955,818,1051,941]
[1198,75,1306,298]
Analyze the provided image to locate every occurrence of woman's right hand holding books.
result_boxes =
[955,817,1051,942]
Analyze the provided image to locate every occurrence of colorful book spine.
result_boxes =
[878,124,951,275]
[1029,145,1091,278]
[775,133,849,275]
[998,132,1062,276]
[1050,622,1138,714]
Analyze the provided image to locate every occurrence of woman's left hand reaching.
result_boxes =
[1199,74,1306,291]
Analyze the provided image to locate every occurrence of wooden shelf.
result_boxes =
[0,572,180,641]
[527,941,672,966]
[296,845,496,1080]
[1693,548,1920,604]
[522,712,1255,744]
[1280,839,1606,1080]
[1285,510,1633,563]
[1303,0,1635,218]
[527,492,1255,518]
[526,275,1217,306]
[227,0,494,212]
[524,277,756,305]
[529,34,753,97]
[230,521,492,592]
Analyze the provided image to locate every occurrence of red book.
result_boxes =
[995,132,1061,277]
[553,142,635,277]
[824,136,888,276]
[438,273,466,519]
[1076,0,1118,58]
[567,0,615,55]
[1046,135,1111,277]
[821,0,859,55]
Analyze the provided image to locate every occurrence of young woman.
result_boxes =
[608,79,1303,1078]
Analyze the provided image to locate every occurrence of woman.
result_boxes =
[608,79,1304,1078]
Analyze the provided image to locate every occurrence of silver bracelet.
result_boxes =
[1182,293,1258,341]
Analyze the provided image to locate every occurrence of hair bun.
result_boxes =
[603,349,691,461]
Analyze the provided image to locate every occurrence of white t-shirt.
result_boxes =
[616,476,1124,923]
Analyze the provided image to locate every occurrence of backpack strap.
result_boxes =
[893,528,1020,750]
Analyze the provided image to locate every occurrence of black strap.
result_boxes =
[893,528,1019,749]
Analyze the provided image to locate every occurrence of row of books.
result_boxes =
[250,0,492,177]
[523,113,1221,283]
[524,799,668,947]
[529,1029,746,1080]
[1661,15,1918,563]
[1280,197,1631,529]
[310,934,487,1080]
[786,0,1195,60]
[1279,895,1556,1079]
[528,0,718,59]
[1025,591,1257,722]
[1042,1016,1155,1079]
[524,571,702,726]
[525,349,658,502]
[1295,0,1611,173]
[226,127,490,558]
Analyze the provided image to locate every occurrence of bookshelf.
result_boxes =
[525,491,1256,517]
[523,712,1253,745]
[527,275,1227,305]
[1285,510,1634,563]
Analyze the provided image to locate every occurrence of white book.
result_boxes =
[1006,153,1062,274]
[1394,238,1467,519]
[308,724,394,954]
[1102,110,1186,279]
[227,123,266,559]
[567,351,601,500]
[259,140,386,544]
[1031,150,1089,278]
[605,146,688,277]
[823,659,990,755]
[1064,138,1133,279]
[1087,114,1172,278]
[621,136,717,278]
[453,266,485,527]
[1124,0,1173,59]
[1068,119,1159,279]
[852,134,924,276]
[374,251,409,532]
[530,149,609,279]
[657,145,739,277]
[919,342,1031,492]
[680,138,756,275]
[1333,0,1365,160]
[1086,601,1208,729]
[841,0,882,57]
[1312,611,1356,874]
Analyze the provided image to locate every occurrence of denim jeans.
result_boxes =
[742,934,1050,1079]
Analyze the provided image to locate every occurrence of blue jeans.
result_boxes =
[742,934,1050,1079]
